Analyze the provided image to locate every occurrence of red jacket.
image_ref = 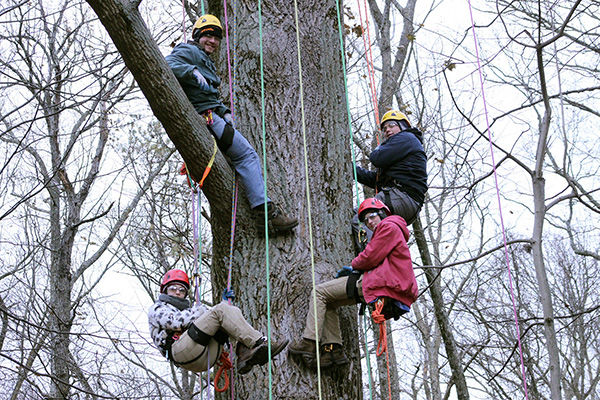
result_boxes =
[351,215,418,305]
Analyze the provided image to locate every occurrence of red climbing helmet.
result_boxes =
[160,269,190,293]
[358,198,391,222]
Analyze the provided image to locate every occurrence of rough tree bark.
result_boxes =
[86,0,364,398]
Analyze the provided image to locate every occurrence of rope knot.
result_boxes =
[214,350,233,393]
[371,299,387,356]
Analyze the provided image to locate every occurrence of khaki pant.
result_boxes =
[302,276,363,345]
[171,301,263,372]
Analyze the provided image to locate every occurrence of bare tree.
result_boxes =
[434,1,600,399]
[0,1,173,398]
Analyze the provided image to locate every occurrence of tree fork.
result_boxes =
[85,0,234,221]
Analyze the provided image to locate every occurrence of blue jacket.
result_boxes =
[166,41,230,116]
[356,128,427,204]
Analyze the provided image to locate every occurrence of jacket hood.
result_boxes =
[383,215,409,241]
[404,127,424,144]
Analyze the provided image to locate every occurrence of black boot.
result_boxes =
[254,202,298,236]
[321,343,349,367]
[288,338,316,357]
[236,337,289,374]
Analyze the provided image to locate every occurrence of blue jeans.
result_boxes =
[209,114,271,208]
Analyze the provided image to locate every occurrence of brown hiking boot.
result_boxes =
[255,202,298,235]
[236,337,289,375]
[288,338,316,357]
[320,343,348,367]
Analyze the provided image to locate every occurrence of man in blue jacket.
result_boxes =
[166,14,298,235]
[356,110,427,226]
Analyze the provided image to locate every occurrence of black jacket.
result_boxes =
[356,128,427,204]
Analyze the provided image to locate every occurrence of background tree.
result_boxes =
[439,0,600,398]
[0,1,172,398]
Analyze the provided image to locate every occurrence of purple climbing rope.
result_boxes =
[223,5,239,398]
[466,1,530,398]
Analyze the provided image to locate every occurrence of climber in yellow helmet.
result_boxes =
[356,110,427,226]
[166,15,298,236]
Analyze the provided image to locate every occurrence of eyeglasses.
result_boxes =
[363,212,380,222]
[381,121,399,130]
[166,285,187,294]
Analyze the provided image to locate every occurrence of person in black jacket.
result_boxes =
[356,110,427,226]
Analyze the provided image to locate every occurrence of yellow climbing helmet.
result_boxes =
[192,14,223,39]
[380,110,410,129]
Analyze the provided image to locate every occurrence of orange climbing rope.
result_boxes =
[372,299,392,400]
[214,351,233,393]
[179,110,219,190]
[372,299,387,356]
[356,0,381,131]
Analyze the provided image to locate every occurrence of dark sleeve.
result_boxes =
[369,134,417,169]
[166,46,197,83]
[356,165,377,188]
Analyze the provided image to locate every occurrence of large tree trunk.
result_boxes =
[86,0,364,398]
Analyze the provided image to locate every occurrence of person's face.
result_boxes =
[199,34,221,54]
[166,283,188,299]
[381,120,401,140]
[363,211,382,231]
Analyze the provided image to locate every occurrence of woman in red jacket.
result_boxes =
[289,198,418,369]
